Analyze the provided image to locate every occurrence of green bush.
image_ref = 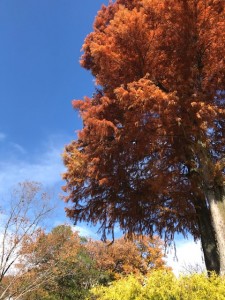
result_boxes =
[87,270,225,300]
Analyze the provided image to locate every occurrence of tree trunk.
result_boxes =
[193,144,225,275]
[195,198,220,274]
[207,186,225,275]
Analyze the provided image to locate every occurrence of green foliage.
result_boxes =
[88,270,225,300]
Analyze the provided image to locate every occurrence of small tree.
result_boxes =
[0,182,55,300]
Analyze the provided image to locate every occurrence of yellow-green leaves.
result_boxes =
[88,271,225,300]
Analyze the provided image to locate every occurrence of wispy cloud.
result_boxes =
[0,134,67,195]
[10,142,27,154]
[0,132,6,142]
[0,133,73,231]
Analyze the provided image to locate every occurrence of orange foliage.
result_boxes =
[7,226,82,299]
[19,225,81,269]
[62,0,225,272]
[85,236,168,279]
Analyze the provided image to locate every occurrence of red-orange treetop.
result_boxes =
[62,0,225,243]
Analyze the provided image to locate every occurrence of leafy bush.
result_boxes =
[88,270,225,300]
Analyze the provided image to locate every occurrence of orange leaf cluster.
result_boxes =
[85,235,168,279]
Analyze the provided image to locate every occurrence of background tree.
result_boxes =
[0,182,55,299]
[17,228,168,299]
[85,236,168,280]
[19,225,103,300]
[62,0,225,274]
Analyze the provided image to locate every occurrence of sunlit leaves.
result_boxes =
[88,271,225,300]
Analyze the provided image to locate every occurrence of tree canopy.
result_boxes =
[63,0,225,274]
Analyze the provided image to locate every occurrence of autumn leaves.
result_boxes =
[63,0,225,274]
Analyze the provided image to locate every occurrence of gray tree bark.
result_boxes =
[207,186,225,275]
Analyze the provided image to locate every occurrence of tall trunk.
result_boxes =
[192,143,225,275]
[195,198,220,274]
[206,186,225,275]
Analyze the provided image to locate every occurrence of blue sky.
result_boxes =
[0,0,108,230]
[0,0,204,273]
[0,0,108,151]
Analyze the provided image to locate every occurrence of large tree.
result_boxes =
[62,0,225,274]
